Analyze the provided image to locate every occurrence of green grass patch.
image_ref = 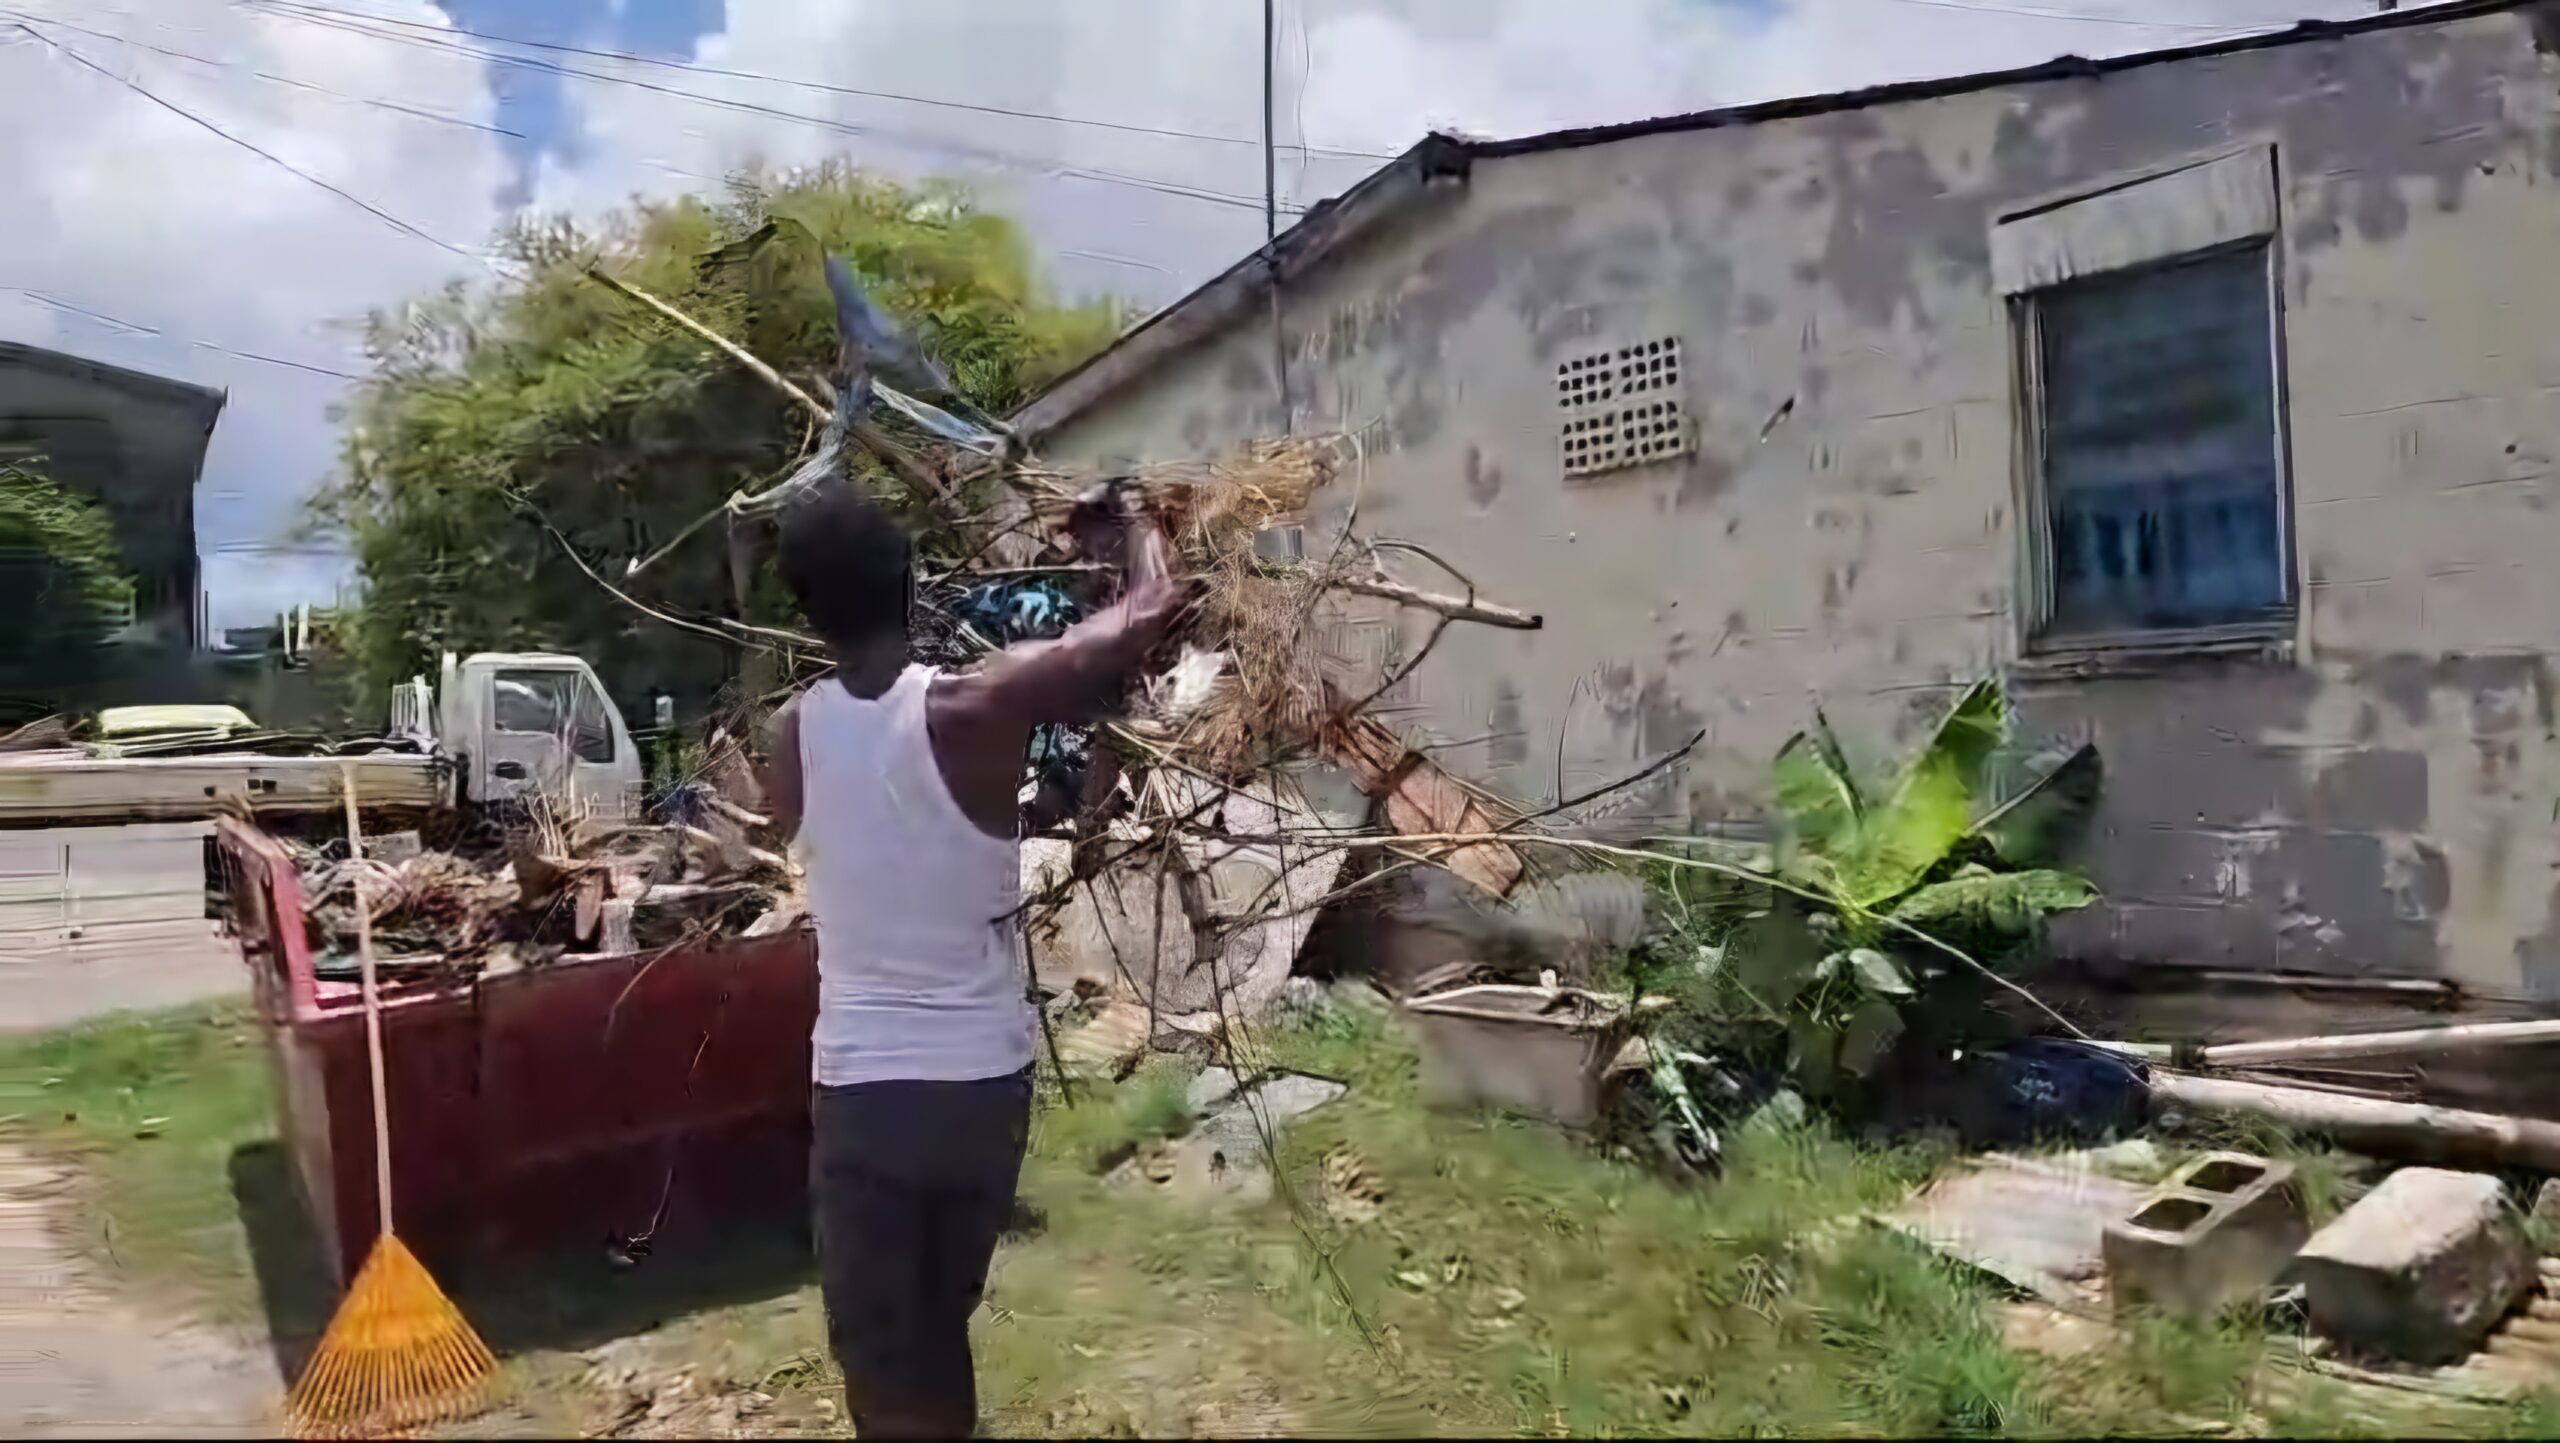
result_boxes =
[0,994,2520,1438]
[0,1000,281,1326]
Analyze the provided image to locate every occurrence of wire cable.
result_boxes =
[3,8,524,138]
[1872,0,2251,31]
[238,0,1395,160]
[11,19,491,265]
[237,0,1311,216]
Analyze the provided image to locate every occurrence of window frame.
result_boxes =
[2010,235,2300,666]
[491,667,617,766]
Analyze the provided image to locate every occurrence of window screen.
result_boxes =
[2033,246,2287,640]
[492,670,615,764]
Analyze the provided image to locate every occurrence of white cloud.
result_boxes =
[0,1,507,628]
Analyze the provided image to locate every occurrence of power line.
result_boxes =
[1871,0,2245,30]
[237,0,1310,216]
[2,8,525,138]
[237,0,1395,161]
[11,19,491,265]
[3,289,372,380]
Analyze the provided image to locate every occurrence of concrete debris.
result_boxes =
[1405,983,1638,1130]
[1185,1065,1242,1114]
[1027,780,1349,1032]
[1113,1068,1346,1203]
[1882,1152,2150,1313]
[2298,1167,2535,1366]
[2102,1152,2309,1321]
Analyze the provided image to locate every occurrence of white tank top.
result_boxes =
[796,666,1034,1086]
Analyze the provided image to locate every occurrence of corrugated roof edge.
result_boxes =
[0,340,228,432]
[1009,0,2537,444]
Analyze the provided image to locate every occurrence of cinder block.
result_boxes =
[2298,1167,2532,1367]
[2102,1151,2309,1320]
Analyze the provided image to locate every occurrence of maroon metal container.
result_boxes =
[215,817,818,1286]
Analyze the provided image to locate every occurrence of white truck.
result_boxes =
[0,653,646,971]
[0,652,646,828]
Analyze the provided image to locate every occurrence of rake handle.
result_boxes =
[340,763,395,1239]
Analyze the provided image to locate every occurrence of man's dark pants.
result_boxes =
[812,1068,1031,1439]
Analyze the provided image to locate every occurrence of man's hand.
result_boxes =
[1064,481,1135,574]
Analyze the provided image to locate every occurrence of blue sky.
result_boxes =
[0,0,2413,632]
[432,0,726,205]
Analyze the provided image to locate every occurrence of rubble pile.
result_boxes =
[290,774,796,977]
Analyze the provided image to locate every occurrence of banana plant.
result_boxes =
[1728,678,2100,1096]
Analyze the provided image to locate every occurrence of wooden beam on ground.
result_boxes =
[2200,1018,2560,1068]
[2150,1071,2560,1173]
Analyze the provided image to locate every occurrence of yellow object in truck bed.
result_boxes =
[94,704,257,740]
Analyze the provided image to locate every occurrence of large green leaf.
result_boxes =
[1843,947,1914,997]
[1835,680,2008,908]
[1976,741,2103,867]
[1772,712,1862,852]
[1889,865,2096,932]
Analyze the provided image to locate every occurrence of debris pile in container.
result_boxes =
[288,770,796,980]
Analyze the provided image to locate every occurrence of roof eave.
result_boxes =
[1010,132,1473,442]
[1007,0,2535,446]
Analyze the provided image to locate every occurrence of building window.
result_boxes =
[2026,246,2287,644]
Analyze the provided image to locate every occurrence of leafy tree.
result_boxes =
[0,462,135,703]
[315,163,1125,710]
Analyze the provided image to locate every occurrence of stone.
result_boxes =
[1114,1071,1346,1203]
[2102,1151,2309,1321]
[2297,1167,2533,1366]
[1186,1066,1241,1115]
[2082,1138,2166,1181]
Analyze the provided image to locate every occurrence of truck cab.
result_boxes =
[409,652,644,822]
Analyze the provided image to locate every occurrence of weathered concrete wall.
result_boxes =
[1040,8,2560,999]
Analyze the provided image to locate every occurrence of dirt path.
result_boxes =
[0,1145,281,1438]
[0,919,243,1036]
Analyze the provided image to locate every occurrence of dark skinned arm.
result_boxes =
[928,514,1184,840]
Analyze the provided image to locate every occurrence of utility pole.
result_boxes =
[1262,0,1290,430]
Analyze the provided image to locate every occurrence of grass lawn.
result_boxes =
[6,996,2558,1437]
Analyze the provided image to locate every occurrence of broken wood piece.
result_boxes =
[2151,1072,2560,1173]
[1331,574,1542,630]
[2200,1018,2560,1069]
[702,795,771,830]
[635,882,760,905]
[573,873,606,943]
[672,823,787,877]
[1318,708,1523,897]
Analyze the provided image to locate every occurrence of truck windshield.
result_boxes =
[493,670,615,764]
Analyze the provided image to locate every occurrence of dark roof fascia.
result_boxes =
[1010,133,1471,440]
[0,340,228,433]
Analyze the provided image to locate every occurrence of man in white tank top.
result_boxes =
[764,482,1181,1438]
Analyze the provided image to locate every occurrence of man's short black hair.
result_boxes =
[778,483,912,646]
